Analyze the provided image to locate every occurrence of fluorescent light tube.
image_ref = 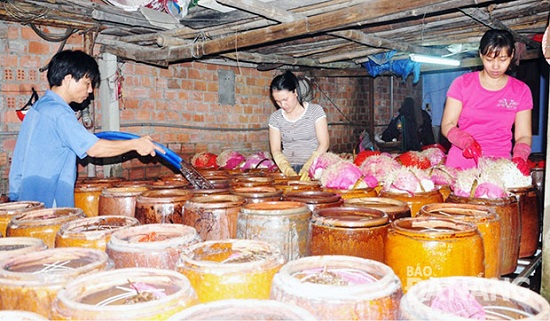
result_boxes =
[409,54,461,66]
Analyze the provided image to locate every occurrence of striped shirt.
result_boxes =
[269,102,327,164]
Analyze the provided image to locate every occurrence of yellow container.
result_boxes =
[237,201,311,261]
[0,247,109,318]
[0,237,47,259]
[107,223,200,270]
[0,201,44,237]
[177,239,285,303]
[6,207,86,248]
[385,217,484,293]
[74,182,112,217]
[166,299,317,320]
[52,268,199,320]
[419,203,502,278]
[270,255,402,320]
[446,194,520,275]
[55,215,140,251]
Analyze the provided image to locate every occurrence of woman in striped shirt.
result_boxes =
[268,71,329,180]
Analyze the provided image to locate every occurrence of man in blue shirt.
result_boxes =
[9,50,162,208]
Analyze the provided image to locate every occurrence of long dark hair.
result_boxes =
[479,29,515,59]
[270,70,303,105]
[47,50,100,88]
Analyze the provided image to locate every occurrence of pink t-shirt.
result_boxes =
[445,71,532,169]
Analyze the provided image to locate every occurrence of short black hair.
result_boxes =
[46,50,100,88]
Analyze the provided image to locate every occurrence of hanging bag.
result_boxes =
[16,87,39,121]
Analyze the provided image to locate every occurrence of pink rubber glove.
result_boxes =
[447,127,482,163]
[512,142,531,176]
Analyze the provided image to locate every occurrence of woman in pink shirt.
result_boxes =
[441,29,533,174]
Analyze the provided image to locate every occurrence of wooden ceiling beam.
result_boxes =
[136,0,494,62]
[460,7,540,48]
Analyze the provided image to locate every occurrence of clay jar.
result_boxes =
[419,203,502,278]
[231,176,274,188]
[270,255,403,321]
[345,197,411,222]
[0,201,44,237]
[237,201,312,261]
[309,206,389,262]
[507,185,540,258]
[134,189,193,224]
[52,268,199,320]
[55,215,140,251]
[167,299,317,321]
[379,189,444,217]
[98,186,149,217]
[0,247,109,319]
[6,207,86,248]
[384,217,484,293]
[322,187,377,200]
[400,276,550,320]
[176,239,285,303]
[183,194,245,241]
[273,180,322,194]
[106,223,200,270]
[230,186,283,204]
[0,237,47,259]
[446,194,520,275]
[74,182,112,217]
[283,190,344,212]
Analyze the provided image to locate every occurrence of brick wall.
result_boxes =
[0,22,421,195]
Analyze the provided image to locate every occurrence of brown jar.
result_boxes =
[385,217,484,293]
[98,186,148,217]
[273,180,322,194]
[231,186,283,204]
[231,176,274,188]
[134,189,194,224]
[419,203,501,278]
[508,185,540,258]
[446,194,519,275]
[6,207,86,248]
[55,215,140,251]
[183,195,245,241]
[379,189,444,217]
[107,223,200,270]
[344,197,411,222]
[283,190,343,212]
[309,206,389,262]
[237,201,311,261]
[0,201,44,237]
[322,187,377,200]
